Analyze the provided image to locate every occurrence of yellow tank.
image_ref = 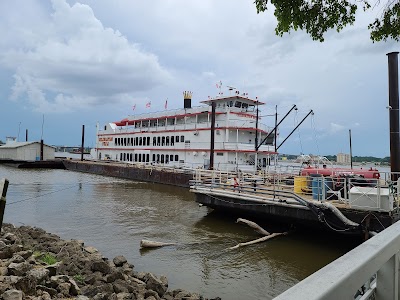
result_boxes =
[294,176,308,194]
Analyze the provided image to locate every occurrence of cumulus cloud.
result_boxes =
[330,122,346,134]
[0,0,171,113]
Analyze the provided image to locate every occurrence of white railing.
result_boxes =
[274,220,400,300]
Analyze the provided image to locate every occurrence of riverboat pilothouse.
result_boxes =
[93,91,277,171]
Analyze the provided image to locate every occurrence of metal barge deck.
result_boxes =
[190,169,400,234]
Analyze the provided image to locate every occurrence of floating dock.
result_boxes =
[190,169,400,235]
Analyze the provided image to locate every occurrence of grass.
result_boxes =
[73,274,85,284]
[37,253,58,265]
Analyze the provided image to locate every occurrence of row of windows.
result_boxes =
[119,153,180,164]
[115,135,186,147]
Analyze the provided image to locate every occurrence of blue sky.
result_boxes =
[0,0,398,157]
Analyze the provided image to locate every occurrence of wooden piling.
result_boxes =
[0,178,9,231]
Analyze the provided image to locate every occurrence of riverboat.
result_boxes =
[92,91,277,171]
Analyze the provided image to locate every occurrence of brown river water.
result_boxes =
[0,165,360,299]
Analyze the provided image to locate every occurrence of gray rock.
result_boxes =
[115,292,131,300]
[8,262,31,276]
[76,296,90,300]
[145,273,167,297]
[44,261,61,277]
[40,291,52,300]
[84,246,98,254]
[113,255,127,267]
[36,285,58,296]
[106,270,125,283]
[14,276,37,294]
[145,289,160,300]
[3,233,18,244]
[58,282,71,296]
[0,240,7,250]
[9,255,25,264]
[91,260,111,274]
[69,277,80,295]
[26,267,49,283]
[15,250,33,260]
[2,289,22,300]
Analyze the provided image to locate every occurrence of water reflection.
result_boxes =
[0,165,359,299]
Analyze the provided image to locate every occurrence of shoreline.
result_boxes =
[0,223,220,300]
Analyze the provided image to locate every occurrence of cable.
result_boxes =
[311,114,320,157]
[7,185,78,206]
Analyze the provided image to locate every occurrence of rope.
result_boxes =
[295,110,304,154]
[7,184,78,206]
[311,114,320,157]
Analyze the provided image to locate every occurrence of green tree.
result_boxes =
[254,0,400,42]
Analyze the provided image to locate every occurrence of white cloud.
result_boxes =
[330,122,346,134]
[0,0,171,113]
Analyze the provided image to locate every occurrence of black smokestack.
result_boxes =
[387,51,400,180]
[183,91,192,109]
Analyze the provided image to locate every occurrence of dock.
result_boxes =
[190,169,400,234]
[0,159,65,169]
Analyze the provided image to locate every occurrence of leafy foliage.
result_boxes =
[255,0,400,42]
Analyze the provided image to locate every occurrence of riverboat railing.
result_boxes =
[273,219,400,300]
[191,169,400,213]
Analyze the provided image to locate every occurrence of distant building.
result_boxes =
[0,137,55,161]
[337,153,351,164]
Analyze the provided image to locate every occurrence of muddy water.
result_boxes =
[0,165,359,299]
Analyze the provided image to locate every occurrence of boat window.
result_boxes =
[157,154,160,163]
[146,154,149,162]
[152,154,155,162]
[170,136,174,146]
[104,125,107,130]
[170,154,173,161]
[138,154,141,162]
[147,137,150,146]
[153,137,156,146]
[166,136,169,146]
[235,101,242,108]
[142,154,145,162]
[228,101,233,107]
[135,137,138,146]
[135,154,137,161]
[157,136,161,146]
[176,136,179,142]
[165,155,169,163]
[139,137,142,146]
[120,153,122,161]
[161,154,164,163]
[114,138,117,145]
[162,136,165,146]
[131,138,134,146]
[175,155,179,161]
[242,103,248,109]
[217,153,224,156]
[180,135,184,142]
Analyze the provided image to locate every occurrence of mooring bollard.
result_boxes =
[0,178,9,231]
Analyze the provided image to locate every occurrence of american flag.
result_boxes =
[132,104,136,111]
[146,101,151,108]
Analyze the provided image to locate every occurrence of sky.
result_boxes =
[0,0,398,157]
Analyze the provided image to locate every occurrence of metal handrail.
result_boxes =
[274,220,400,300]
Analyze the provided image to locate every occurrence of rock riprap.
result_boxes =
[0,224,220,300]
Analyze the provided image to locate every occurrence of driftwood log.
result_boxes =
[228,218,288,250]
[140,218,288,250]
[140,239,176,249]
[236,218,271,236]
[228,232,287,250]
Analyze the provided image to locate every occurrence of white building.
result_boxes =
[337,152,351,164]
[0,137,55,161]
